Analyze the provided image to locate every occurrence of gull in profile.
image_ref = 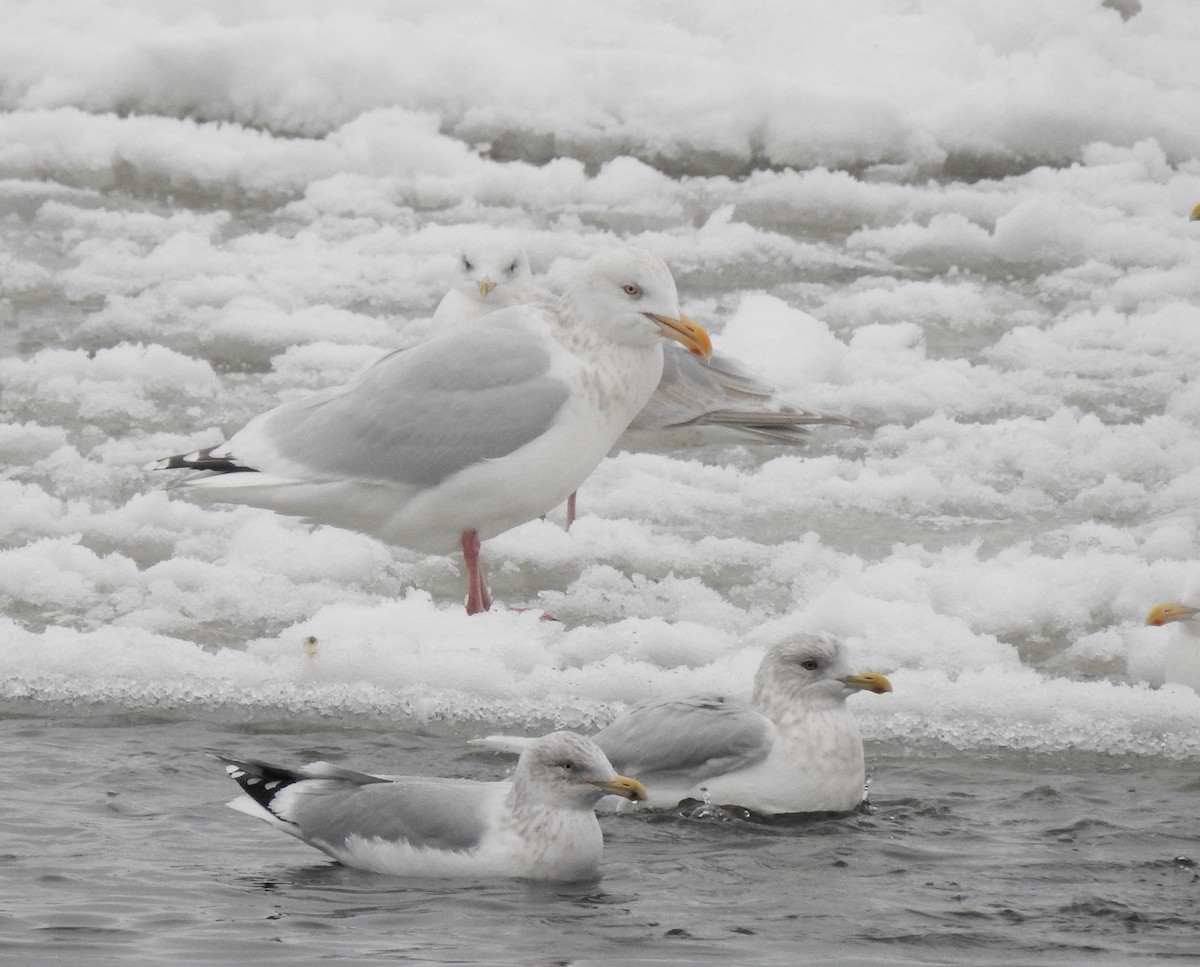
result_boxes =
[149,247,711,614]
[220,731,646,881]
[478,632,892,816]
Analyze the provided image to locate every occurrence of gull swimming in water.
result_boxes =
[220,731,646,881]
[478,632,892,815]
[149,247,711,614]
[429,237,857,523]
[1145,578,1200,691]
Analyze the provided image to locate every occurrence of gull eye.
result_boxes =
[462,258,473,271]
[558,760,574,771]
[622,283,642,298]
[800,659,819,671]
[509,260,519,273]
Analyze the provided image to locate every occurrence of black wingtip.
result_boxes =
[220,756,306,813]
[146,446,257,474]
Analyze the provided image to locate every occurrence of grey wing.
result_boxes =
[629,346,858,440]
[229,314,570,489]
[289,776,499,853]
[592,694,776,778]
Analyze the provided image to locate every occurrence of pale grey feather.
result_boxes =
[591,694,775,777]
[236,316,569,489]
[627,346,858,441]
[284,776,497,852]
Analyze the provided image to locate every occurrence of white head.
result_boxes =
[562,247,711,358]
[753,632,893,713]
[449,237,535,307]
[511,731,646,811]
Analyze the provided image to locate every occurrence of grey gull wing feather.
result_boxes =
[592,694,776,777]
[629,346,857,438]
[282,775,499,853]
[232,316,570,489]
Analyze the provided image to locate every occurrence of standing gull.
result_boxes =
[149,247,711,614]
[221,731,646,881]
[429,238,857,523]
[1145,577,1200,691]
[478,632,892,815]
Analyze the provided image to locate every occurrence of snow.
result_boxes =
[2,0,1200,757]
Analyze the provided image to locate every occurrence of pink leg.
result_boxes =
[460,530,492,615]
[565,491,577,530]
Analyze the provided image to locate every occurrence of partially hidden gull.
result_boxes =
[430,236,541,329]
[1145,577,1200,691]
[149,247,712,614]
[478,632,892,816]
[221,731,646,881]
[429,237,857,524]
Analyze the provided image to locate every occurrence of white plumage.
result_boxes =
[478,632,892,815]
[1146,578,1200,691]
[221,731,646,882]
[149,247,711,613]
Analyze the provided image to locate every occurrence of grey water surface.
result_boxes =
[3,710,1197,966]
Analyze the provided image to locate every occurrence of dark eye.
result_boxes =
[559,760,574,771]
[462,258,473,271]
[801,659,819,671]
[509,261,519,273]
[622,283,642,297]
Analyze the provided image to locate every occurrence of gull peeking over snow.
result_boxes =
[477,632,892,816]
[220,731,646,881]
[148,246,711,615]
[431,237,540,329]
[1146,583,1200,691]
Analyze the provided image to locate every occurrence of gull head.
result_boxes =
[512,731,646,810]
[753,632,893,711]
[566,247,712,358]
[451,237,534,306]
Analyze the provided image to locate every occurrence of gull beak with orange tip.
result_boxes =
[590,774,647,802]
[840,672,893,695]
[1146,601,1200,626]
[644,311,713,358]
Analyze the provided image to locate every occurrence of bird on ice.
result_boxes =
[430,237,541,329]
[477,632,892,816]
[429,237,857,523]
[220,731,646,881]
[148,247,712,614]
[432,237,857,446]
[1145,582,1200,691]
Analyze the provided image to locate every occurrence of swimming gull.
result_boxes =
[1146,577,1200,691]
[220,731,646,881]
[478,632,892,815]
[428,237,857,524]
[148,247,712,614]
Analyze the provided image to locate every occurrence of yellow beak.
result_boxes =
[840,672,893,694]
[1146,601,1200,626]
[590,774,647,802]
[644,311,713,358]
[477,279,496,297]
